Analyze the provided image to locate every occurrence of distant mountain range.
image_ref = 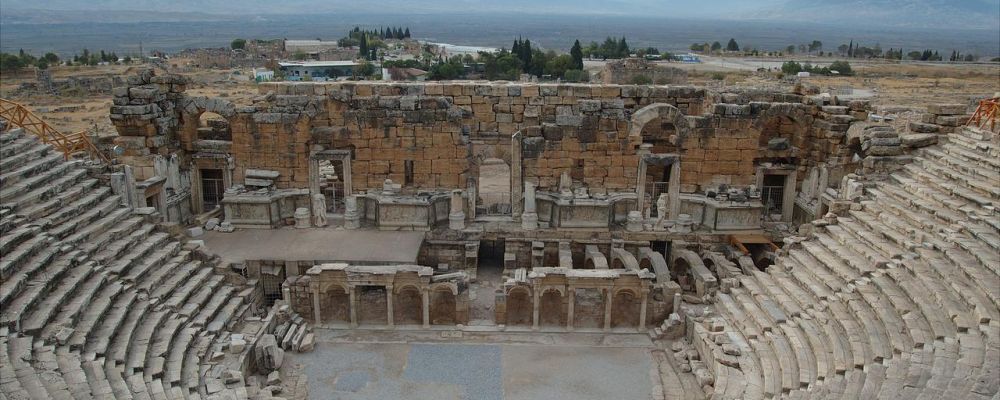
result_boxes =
[1,0,998,30]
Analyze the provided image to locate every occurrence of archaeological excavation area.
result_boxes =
[0,67,997,399]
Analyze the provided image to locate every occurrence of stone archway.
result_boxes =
[321,285,350,323]
[538,288,565,327]
[430,287,457,325]
[611,289,641,328]
[357,286,388,325]
[629,103,692,147]
[506,287,533,326]
[393,286,423,325]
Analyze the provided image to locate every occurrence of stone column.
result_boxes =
[344,195,360,229]
[386,285,394,327]
[566,288,575,331]
[532,287,540,331]
[668,161,682,219]
[422,289,430,328]
[638,290,648,331]
[603,288,613,331]
[349,286,358,328]
[312,285,322,325]
[521,181,538,230]
[449,190,466,231]
[511,131,524,217]
[782,170,797,223]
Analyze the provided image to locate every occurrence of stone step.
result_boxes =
[146,316,187,377]
[40,269,109,344]
[104,359,134,399]
[0,232,51,281]
[0,251,80,331]
[855,282,913,355]
[81,216,144,257]
[135,255,193,296]
[49,196,122,240]
[0,329,31,399]
[59,203,130,245]
[0,133,42,159]
[30,183,109,230]
[0,152,65,188]
[31,345,76,400]
[883,269,957,341]
[122,241,182,286]
[66,281,124,352]
[826,300,871,369]
[183,334,214,391]
[93,223,156,265]
[0,226,39,257]
[88,292,140,360]
[0,246,59,309]
[870,274,933,348]
[189,286,234,328]
[162,269,217,311]
[205,296,244,335]
[126,309,169,375]
[0,161,81,208]
[81,359,115,399]
[147,261,201,301]
[0,141,55,176]
[21,261,98,335]
[18,179,101,222]
[920,148,1000,193]
[164,328,198,387]
[8,335,50,399]
[107,298,150,365]
[107,233,171,277]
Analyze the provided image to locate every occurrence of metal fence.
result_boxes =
[645,181,669,217]
[761,185,785,216]
[477,192,512,216]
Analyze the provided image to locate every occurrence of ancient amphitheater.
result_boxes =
[0,68,997,399]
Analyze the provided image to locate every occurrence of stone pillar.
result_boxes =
[312,285,322,325]
[344,195,360,229]
[673,292,682,314]
[566,288,575,331]
[386,285,394,327]
[511,131,524,217]
[782,170,797,223]
[532,288,540,331]
[294,208,311,229]
[123,165,139,209]
[521,181,538,230]
[603,288,613,331]
[449,190,466,231]
[638,290,648,331]
[422,289,430,328]
[668,161,682,219]
[349,286,358,327]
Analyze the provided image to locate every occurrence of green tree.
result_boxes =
[231,38,246,50]
[570,40,584,70]
[404,28,411,38]
[353,60,376,78]
[0,53,24,74]
[35,59,49,70]
[616,37,630,58]
[828,61,853,75]
[726,38,740,52]
[544,54,575,79]
[711,41,722,52]
[563,69,588,82]
[43,52,59,64]
[808,40,822,53]
[292,50,309,61]
[785,45,796,54]
[781,61,802,75]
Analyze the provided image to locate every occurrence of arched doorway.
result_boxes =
[430,287,457,325]
[477,157,511,216]
[321,286,350,323]
[506,287,532,326]
[611,289,641,328]
[393,286,423,325]
[538,289,565,327]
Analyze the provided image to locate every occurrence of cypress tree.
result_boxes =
[404,28,410,38]
[570,39,584,70]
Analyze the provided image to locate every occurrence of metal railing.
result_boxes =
[0,98,109,162]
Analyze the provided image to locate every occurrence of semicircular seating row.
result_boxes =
[693,127,1000,400]
[0,128,251,400]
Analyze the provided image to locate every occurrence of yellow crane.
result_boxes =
[0,98,109,163]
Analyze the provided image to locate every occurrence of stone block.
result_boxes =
[927,103,965,115]
[908,122,940,133]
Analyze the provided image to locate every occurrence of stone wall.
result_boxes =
[110,70,868,221]
[600,58,688,85]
